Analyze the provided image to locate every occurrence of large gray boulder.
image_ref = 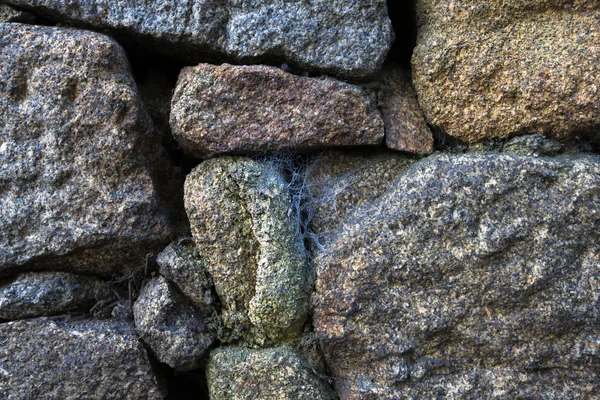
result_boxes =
[184,156,311,346]
[133,276,216,371]
[412,1,600,143]
[0,23,174,277]
[207,346,336,400]
[3,0,393,79]
[0,272,108,320]
[313,153,600,399]
[171,63,384,159]
[0,317,165,399]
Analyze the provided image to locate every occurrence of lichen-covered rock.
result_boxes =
[0,23,174,277]
[133,276,216,371]
[207,346,336,400]
[3,0,393,79]
[0,272,108,320]
[306,150,414,237]
[313,153,600,399]
[0,4,35,23]
[157,240,216,316]
[503,134,563,157]
[184,156,310,346]
[412,1,600,142]
[379,65,433,154]
[171,63,384,159]
[0,317,165,399]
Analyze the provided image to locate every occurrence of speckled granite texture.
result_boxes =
[2,0,393,78]
[171,63,384,159]
[412,0,600,142]
[314,153,600,399]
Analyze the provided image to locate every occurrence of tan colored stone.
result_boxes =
[379,65,433,154]
[413,1,600,143]
[171,64,384,158]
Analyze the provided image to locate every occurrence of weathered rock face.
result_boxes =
[379,65,433,155]
[207,346,336,400]
[133,276,216,371]
[0,4,35,23]
[306,150,414,237]
[0,23,173,277]
[184,157,310,346]
[412,1,600,142]
[0,317,165,399]
[3,0,393,79]
[313,153,600,399]
[171,63,384,159]
[157,240,216,316]
[0,272,108,320]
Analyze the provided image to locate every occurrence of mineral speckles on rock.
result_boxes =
[0,318,165,399]
[133,276,216,371]
[206,346,337,400]
[184,156,310,346]
[379,65,433,155]
[0,23,173,276]
[412,0,600,143]
[170,63,384,159]
[0,272,108,320]
[3,0,393,78]
[313,153,600,399]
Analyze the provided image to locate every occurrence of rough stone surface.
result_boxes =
[3,0,393,79]
[0,272,108,320]
[157,240,216,315]
[306,150,414,238]
[171,63,384,159]
[503,134,564,157]
[207,346,336,400]
[184,156,310,346]
[379,65,433,154]
[313,153,600,399]
[0,317,165,399]
[0,4,35,23]
[133,276,216,371]
[0,23,174,277]
[412,1,600,142]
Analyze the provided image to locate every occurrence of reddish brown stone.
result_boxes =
[380,65,433,154]
[170,64,384,158]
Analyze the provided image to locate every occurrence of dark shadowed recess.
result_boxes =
[386,0,417,68]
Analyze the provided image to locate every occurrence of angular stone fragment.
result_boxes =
[133,276,216,371]
[171,64,384,159]
[0,272,108,320]
[207,346,336,400]
[305,150,414,237]
[0,23,173,277]
[3,0,393,79]
[503,134,563,157]
[379,65,433,154]
[184,156,310,346]
[0,317,165,399]
[313,153,600,399]
[412,1,600,142]
[157,240,216,315]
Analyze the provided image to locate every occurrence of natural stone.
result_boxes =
[207,346,336,400]
[503,134,563,157]
[0,272,108,320]
[305,150,414,238]
[379,65,433,154]
[0,317,165,399]
[157,240,216,316]
[184,156,310,346]
[0,23,174,277]
[412,1,600,142]
[3,0,393,79]
[0,4,35,23]
[133,276,216,371]
[313,153,600,399]
[170,63,384,159]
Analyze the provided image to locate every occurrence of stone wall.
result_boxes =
[1,1,599,399]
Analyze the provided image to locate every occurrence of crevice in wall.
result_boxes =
[385,0,418,69]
